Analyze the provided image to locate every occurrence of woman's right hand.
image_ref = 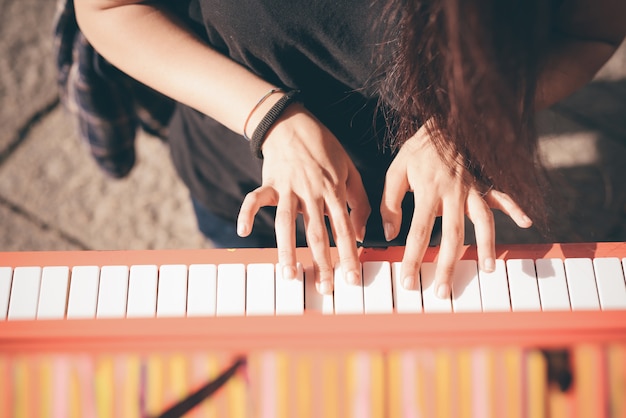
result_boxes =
[381,123,532,299]
[237,103,371,294]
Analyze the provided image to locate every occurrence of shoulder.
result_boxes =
[556,0,626,46]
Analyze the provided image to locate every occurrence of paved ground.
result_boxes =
[0,1,625,252]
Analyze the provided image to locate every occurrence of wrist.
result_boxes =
[243,88,286,140]
[246,89,302,158]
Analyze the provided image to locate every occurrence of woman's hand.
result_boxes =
[381,123,533,299]
[237,103,371,294]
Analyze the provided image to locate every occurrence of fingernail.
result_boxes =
[384,222,395,241]
[282,265,296,280]
[484,257,495,272]
[356,226,366,243]
[237,223,247,236]
[522,216,532,226]
[402,276,414,290]
[346,270,360,285]
[436,283,450,299]
[320,280,333,294]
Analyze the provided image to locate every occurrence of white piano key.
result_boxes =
[96,265,129,318]
[8,267,41,320]
[506,259,541,311]
[478,259,511,312]
[0,267,12,320]
[451,260,482,312]
[535,258,571,311]
[421,262,452,313]
[333,264,364,314]
[37,266,70,319]
[216,264,246,316]
[126,265,158,318]
[304,265,334,314]
[246,263,275,316]
[535,258,570,311]
[391,262,422,313]
[67,266,100,318]
[362,262,393,314]
[275,263,304,315]
[187,264,217,317]
[593,258,626,310]
[157,264,188,317]
[564,258,600,311]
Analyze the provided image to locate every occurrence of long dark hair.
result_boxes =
[378,0,552,228]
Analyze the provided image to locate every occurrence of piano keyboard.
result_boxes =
[2,248,626,321]
[0,243,625,353]
[1,243,626,418]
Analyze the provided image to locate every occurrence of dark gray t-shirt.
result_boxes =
[169,0,407,245]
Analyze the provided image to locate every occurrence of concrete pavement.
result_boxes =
[0,0,207,251]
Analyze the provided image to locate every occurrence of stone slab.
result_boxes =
[0,107,209,251]
[0,0,58,154]
[0,204,81,252]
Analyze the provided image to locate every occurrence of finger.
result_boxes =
[466,190,496,273]
[301,200,334,294]
[326,193,361,286]
[434,196,465,299]
[345,165,370,243]
[237,186,278,237]
[484,189,533,228]
[401,194,437,290]
[380,164,410,242]
[275,194,298,280]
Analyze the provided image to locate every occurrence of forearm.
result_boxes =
[535,36,621,109]
[535,0,625,109]
[73,0,279,135]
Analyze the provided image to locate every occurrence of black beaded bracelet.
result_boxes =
[250,89,301,159]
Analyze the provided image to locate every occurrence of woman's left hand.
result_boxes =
[380,123,533,299]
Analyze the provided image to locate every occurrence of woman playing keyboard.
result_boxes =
[73,0,625,298]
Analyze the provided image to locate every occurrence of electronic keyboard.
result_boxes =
[1,243,625,417]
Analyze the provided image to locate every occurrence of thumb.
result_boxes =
[346,165,371,242]
[380,166,409,242]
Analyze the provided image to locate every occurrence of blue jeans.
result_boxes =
[192,198,314,248]
[192,198,277,248]
[192,197,439,249]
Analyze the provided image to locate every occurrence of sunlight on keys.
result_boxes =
[216,264,246,316]
[8,267,41,320]
[593,258,626,310]
[451,260,482,312]
[0,267,11,320]
[157,265,188,317]
[3,248,626,321]
[67,266,100,319]
[304,265,333,314]
[506,259,541,311]
[421,262,452,313]
[391,262,422,313]
[246,263,275,316]
[333,264,364,314]
[97,265,129,319]
[564,259,600,311]
[478,259,511,312]
[275,263,304,315]
[187,264,217,317]
[362,262,393,314]
[37,266,70,319]
[535,259,571,311]
[126,265,158,318]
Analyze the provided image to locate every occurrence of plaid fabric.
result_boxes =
[53,0,175,178]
